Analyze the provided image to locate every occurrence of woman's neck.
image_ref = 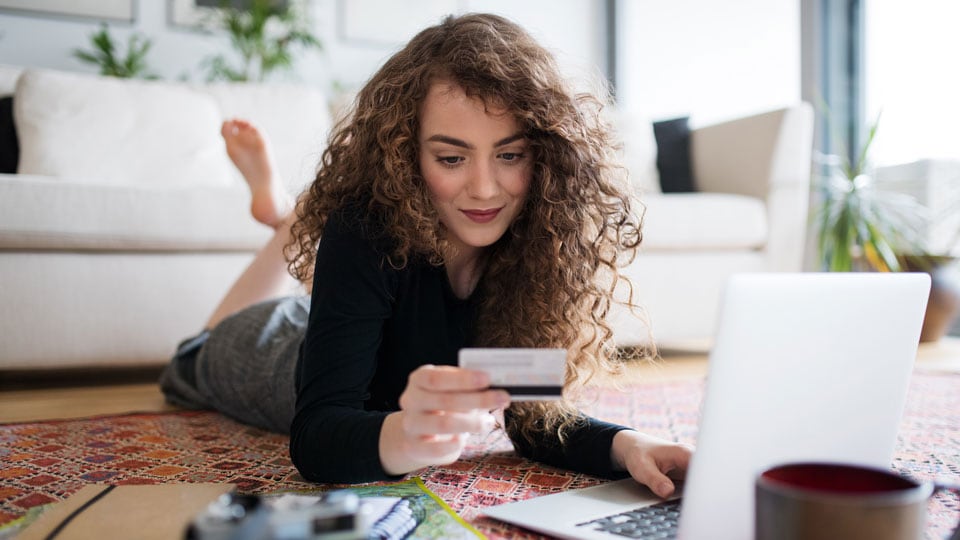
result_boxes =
[444,243,485,300]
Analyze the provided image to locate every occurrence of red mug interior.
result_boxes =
[760,463,919,495]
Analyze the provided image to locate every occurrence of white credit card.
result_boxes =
[458,348,566,400]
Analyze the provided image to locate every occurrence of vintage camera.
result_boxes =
[185,490,383,540]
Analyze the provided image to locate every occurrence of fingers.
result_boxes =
[402,432,469,464]
[401,387,509,413]
[395,364,509,468]
[380,413,470,475]
[614,431,694,499]
[636,444,693,498]
[634,458,679,499]
[401,409,497,436]
[408,364,489,392]
[401,365,510,413]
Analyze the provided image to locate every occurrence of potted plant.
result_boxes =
[813,114,960,341]
[203,0,322,82]
[72,24,158,79]
[898,196,960,342]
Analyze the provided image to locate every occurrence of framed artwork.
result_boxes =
[336,0,462,47]
[168,0,219,30]
[168,0,293,30]
[0,0,134,22]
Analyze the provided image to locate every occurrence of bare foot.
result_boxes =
[221,119,292,228]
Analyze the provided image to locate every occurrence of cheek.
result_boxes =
[507,164,533,198]
[420,160,460,204]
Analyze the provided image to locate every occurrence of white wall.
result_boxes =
[616,0,801,125]
[0,0,801,123]
[0,0,604,99]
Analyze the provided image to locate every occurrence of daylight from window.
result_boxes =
[865,1,960,166]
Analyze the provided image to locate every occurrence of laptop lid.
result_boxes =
[483,272,930,540]
[678,272,929,539]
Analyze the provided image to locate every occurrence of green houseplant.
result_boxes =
[814,114,929,272]
[814,113,960,340]
[72,24,158,79]
[203,0,322,82]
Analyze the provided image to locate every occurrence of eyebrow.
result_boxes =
[425,132,526,149]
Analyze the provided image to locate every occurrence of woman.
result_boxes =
[161,13,692,498]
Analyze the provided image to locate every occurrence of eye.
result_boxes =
[499,152,525,162]
[437,156,464,166]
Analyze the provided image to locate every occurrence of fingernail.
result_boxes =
[658,482,673,497]
[474,371,490,387]
[497,391,511,408]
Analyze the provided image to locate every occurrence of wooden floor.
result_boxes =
[2,339,959,425]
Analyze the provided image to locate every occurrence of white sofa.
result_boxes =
[0,65,813,370]
[609,104,814,349]
[0,66,331,370]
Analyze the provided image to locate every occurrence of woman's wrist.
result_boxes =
[379,411,418,476]
[610,428,640,471]
[379,410,469,476]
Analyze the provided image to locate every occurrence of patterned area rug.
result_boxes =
[1,372,958,539]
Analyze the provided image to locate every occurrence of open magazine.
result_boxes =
[187,491,417,539]
[272,477,483,540]
[8,478,481,540]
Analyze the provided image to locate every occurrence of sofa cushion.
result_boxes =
[0,174,270,251]
[640,193,767,250]
[653,116,695,193]
[197,82,331,196]
[0,96,18,174]
[14,69,235,188]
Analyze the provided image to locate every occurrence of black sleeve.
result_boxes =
[504,407,633,479]
[289,211,400,483]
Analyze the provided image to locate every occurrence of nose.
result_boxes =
[466,159,500,200]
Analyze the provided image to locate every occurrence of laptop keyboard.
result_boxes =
[575,499,681,539]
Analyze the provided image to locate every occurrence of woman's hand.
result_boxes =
[611,430,694,498]
[379,365,511,476]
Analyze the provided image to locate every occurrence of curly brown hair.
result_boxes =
[287,13,645,445]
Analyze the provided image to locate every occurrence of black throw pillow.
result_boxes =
[653,116,695,193]
[0,96,19,174]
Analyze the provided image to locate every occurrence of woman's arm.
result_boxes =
[504,405,628,477]
[289,211,511,482]
[289,211,400,483]
[505,405,693,498]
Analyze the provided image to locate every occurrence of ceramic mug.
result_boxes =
[754,462,959,540]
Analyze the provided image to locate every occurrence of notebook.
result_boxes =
[483,272,931,540]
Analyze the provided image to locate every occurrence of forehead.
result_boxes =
[419,81,516,130]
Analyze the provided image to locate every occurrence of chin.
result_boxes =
[463,235,502,248]
[455,229,508,249]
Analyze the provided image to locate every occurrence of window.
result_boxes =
[864,1,960,165]
[614,0,800,125]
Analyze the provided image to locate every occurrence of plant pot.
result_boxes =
[901,255,960,342]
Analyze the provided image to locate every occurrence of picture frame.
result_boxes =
[336,0,462,47]
[168,0,294,31]
[168,0,219,30]
[0,0,135,22]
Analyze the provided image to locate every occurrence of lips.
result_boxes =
[461,208,502,223]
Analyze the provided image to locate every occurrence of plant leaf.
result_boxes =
[853,112,882,177]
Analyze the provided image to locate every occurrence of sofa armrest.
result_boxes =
[691,103,814,271]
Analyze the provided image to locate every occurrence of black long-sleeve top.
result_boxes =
[289,208,629,483]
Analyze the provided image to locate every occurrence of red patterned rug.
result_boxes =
[1,372,958,539]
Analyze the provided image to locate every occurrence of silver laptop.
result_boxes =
[483,272,931,540]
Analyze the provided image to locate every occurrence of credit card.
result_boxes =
[458,348,566,400]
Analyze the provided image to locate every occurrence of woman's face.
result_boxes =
[418,81,532,256]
